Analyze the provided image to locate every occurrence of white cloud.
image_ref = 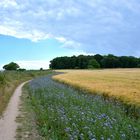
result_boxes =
[55,37,67,43]
[0,0,126,42]
[0,60,50,70]
[55,36,81,49]
[15,60,50,70]
[0,25,52,42]
[61,40,81,49]
[0,0,18,8]
[0,0,140,55]
[71,51,95,57]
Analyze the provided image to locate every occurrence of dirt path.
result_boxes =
[0,81,30,140]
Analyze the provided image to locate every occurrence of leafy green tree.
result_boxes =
[119,56,138,68]
[49,54,139,69]
[94,54,103,65]
[77,55,89,69]
[137,64,140,68]
[70,56,77,69]
[88,59,100,69]
[101,54,121,68]
[3,62,20,70]
[138,58,140,68]
[18,68,26,72]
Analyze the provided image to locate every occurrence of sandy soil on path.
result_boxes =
[0,81,30,140]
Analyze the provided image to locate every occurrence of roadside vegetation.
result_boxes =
[0,70,52,116]
[53,69,140,111]
[18,75,140,140]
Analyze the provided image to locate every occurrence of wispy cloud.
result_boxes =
[15,60,50,70]
[0,60,50,70]
[0,0,140,56]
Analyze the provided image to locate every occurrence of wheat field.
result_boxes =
[53,69,140,107]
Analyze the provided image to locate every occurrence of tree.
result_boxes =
[94,54,103,65]
[101,54,121,68]
[119,56,138,68]
[18,68,26,72]
[77,55,89,69]
[138,58,140,68]
[88,59,100,69]
[49,54,139,69]
[3,62,20,70]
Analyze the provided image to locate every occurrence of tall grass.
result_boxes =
[0,72,7,95]
[26,75,140,140]
[0,72,6,85]
[0,70,52,116]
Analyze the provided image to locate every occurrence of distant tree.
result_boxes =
[40,68,43,71]
[128,56,138,68]
[138,58,140,68]
[88,59,100,69]
[93,54,103,65]
[137,64,140,68]
[18,68,26,72]
[119,56,138,68]
[49,54,139,69]
[70,56,77,69]
[101,54,121,68]
[3,62,20,70]
[77,55,89,69]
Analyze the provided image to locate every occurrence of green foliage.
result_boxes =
[93,54,103,65]
[3,62,20,70]
[119,56,138,68]
[18,68,26,72]
[137,64,140,68]
[88,59,100,69]
[50,54,139,69]
[101,54,121,68]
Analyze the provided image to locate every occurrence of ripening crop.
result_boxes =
[53,69,140,107]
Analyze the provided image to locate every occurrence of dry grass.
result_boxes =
[0,70,52,116]
[53,69,140,107]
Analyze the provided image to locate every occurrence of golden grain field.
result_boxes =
[53,69,140,107]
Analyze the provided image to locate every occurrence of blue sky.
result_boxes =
[0,0,140,69]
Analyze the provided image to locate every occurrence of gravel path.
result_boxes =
[0,81,29,140]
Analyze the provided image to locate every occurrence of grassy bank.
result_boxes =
[19,75,140,140]
[16,83,42,140]
[53,69,140,108]
[0,70,52,116]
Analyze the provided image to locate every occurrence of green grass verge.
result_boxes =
[20,75,140,140]
[0,70,52,116]
[16,84,43,140]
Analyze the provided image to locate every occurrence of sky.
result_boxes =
[0,0,140,69]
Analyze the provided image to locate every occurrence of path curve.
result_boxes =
[0,81,30,140]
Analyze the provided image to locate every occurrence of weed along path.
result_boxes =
[0,81,30,140]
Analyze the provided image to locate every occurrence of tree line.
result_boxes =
[50,54,140,69]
